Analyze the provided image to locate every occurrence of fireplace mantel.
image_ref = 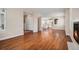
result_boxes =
[67,19,79,50]
[70,19,79,49]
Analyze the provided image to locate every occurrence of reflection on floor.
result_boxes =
[0,29,68,50]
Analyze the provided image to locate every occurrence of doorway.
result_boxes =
[23,14,33,34]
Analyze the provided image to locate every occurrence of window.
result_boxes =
[0,8,6,31]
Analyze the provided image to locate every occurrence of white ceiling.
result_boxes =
[24,8,65,17]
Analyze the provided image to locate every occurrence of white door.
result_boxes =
[25,15,33,31]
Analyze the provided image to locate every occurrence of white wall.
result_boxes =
[24,8,64,17]
[49,12,65,30]
[64,8,70,35]
[53,16,65,30]
[0,8,24,40]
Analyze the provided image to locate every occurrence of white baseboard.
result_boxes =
[0,33,24,41]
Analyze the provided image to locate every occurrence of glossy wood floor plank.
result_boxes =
[0,29,68,50]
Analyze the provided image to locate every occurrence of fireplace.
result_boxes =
[73,22,79,44]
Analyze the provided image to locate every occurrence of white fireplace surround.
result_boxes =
[67,19,79,50]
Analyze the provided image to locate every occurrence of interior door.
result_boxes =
[25,15,33,31]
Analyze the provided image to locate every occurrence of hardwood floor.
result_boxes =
[0,29,68,50]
